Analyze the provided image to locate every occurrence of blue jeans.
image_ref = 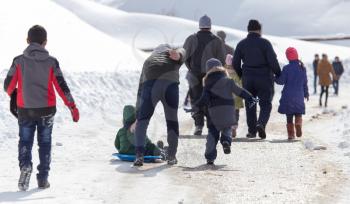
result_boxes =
[333,80,339,95]
[18,115,54,179]
[205,125,232,161]
[135,80,179,158]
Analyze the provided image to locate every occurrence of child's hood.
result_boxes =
[23,43,49,61]
[203,67,230,89]
[123,105,136,125]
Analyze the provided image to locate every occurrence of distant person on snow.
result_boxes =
[224,54,244,138]
[3,25,79,191]
[217,30,234,55]
[183,15,226,136]
[115,105,165,159]
[317,54,337,107]
[233,19,281,139]
[275,47,309,140]
[134,44,185,167]
[194,58,257,165]
[312,54,320,94]
[332,56,345,95]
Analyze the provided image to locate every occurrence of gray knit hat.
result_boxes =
[206,58,222,72]
[199,15,211,29]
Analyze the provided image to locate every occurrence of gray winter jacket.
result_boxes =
[4,43,75,120]
[183,31,226,76]
[196,68,252,130]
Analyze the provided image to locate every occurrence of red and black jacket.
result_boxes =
[4,43,75,120]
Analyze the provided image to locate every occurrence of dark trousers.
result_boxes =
[18,115,54,179]
[188,73,206,127]
[320,86,329,106]
[205,125,232,161]
[135,80,179,157]
[286,114,302,123]
[333,80,339,95]
[242,75,274,134]
[313,74,318,94]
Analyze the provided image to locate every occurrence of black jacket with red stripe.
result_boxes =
[4,43,75,120]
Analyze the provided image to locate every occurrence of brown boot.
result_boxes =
[232,128,237,138]
[295,116,302,137]
[287,123,295,140]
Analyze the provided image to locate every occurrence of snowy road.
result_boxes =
[1,85,350,203]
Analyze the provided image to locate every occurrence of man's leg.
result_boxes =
[313,75,317,94]
[162,83,180,160]
[135,82,158,156]
[36,115,54,188]
[242,77,258,136]
[188,74,205,131]
[18,119,36,191]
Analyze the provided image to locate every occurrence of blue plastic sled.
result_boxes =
[112,153,162,163]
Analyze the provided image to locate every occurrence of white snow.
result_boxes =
[1,0,350,203]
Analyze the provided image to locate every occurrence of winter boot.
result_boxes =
[295,116,303,137]
[194,126,203,136]
[167,156,178,165]
[287,123,295,140]
[18,165,32,191]
[156,140,164,149]
[133,153,144,167]
[207,160,214,165]
[246,132,256,138]
[37,176,50,189]
[256,124,266,139]
[222,141,231,154]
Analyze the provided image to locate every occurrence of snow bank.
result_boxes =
[56,0,350,63]
[0,0,143,72]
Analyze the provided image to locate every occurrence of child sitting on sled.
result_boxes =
[115,105,166,158]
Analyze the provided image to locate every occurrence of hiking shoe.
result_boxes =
[222,141,231,154]
[133,154,144,167]
[156,140,164,149]
[167,156,178,165]
[18,165,32,191]
[256,124,266,139]
[207,160,214,165]
[37,177,50,189]
[194,126,203,136]
[246,133,256,138]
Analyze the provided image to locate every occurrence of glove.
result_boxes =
[69,105,79,122]
[10,89,18,118]
[225,54,233,66]
[239,90,259,109]
[247,97,259,108]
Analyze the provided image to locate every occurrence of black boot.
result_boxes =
[194,126,203,136]
[256,124,266,139]
[18,165,32,191]
[37,175,50,189]
[246,132,256,138]
[133,153,144,167]
[222,141,231,154]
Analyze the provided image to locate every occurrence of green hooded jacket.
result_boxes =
[114,105,160,155]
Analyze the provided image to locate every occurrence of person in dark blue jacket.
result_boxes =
[233,19,281,139]
[332,56,345,95]
[276,47,309,140]
[195,58,257,165]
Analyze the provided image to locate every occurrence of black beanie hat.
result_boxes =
[247,19,261,31]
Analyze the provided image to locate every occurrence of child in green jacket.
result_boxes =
[225,54,244,138]
[115,105,164,157]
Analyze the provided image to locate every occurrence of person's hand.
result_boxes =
[169,49,181,61]
[248,97,259,108]
[10,88,18,118]
[225,54,233,66]
[69,105,79,122]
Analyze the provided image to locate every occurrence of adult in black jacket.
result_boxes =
[312,54,320,94]
[183,15,226,136]
[233,19,281,139]
[332,56,345,95]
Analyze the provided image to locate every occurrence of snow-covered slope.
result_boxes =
[56,0,350,63]
[93,0,350,38]
[0,0,143,72]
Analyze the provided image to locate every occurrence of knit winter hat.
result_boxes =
[286,47,299,61]
[217,30,226,41]
[199,15,211,29]
[206,58,222,72]
[153,44,171,54]
[247,19,261,31]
